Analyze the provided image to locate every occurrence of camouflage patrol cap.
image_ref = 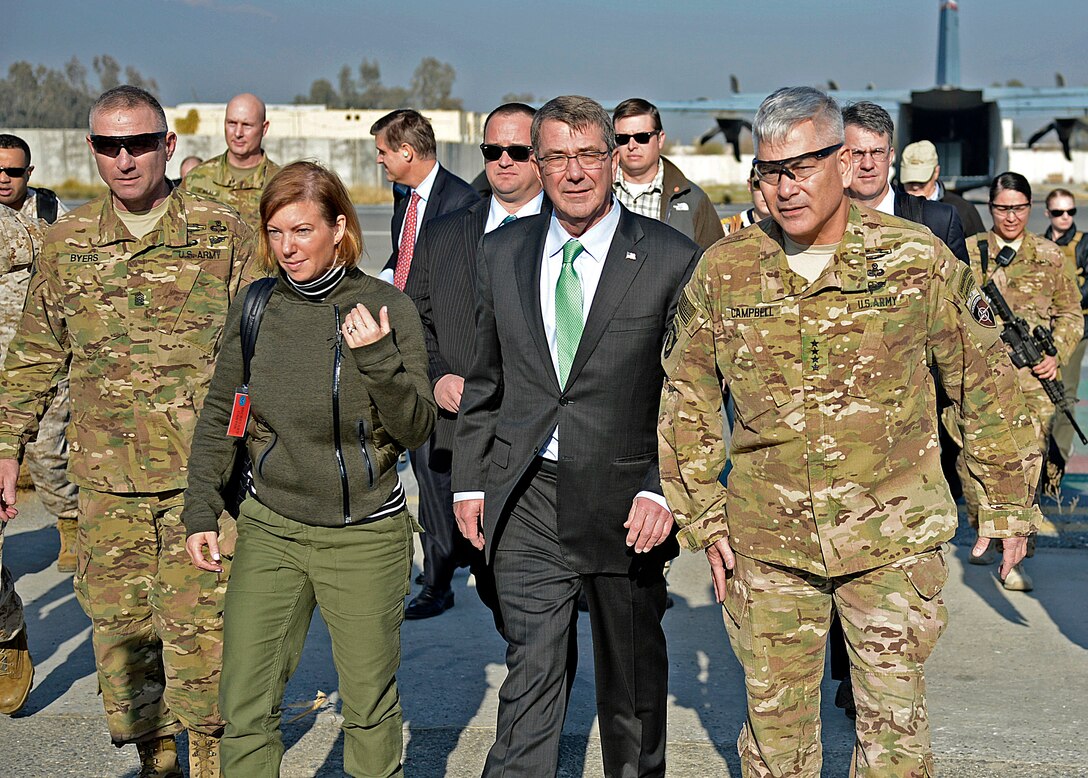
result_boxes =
[900,140,939,183]
[0,204,39,273]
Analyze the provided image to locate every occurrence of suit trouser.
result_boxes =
[722,550,947,778]
[72,488,229,744]
[219,498,412,778]
[410,440,498,608]
[485,460,669,778]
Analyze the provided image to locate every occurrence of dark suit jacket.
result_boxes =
[405,197,489,453]
[385,164,480,272]
[453,206,701,573]
[894,188,970,265]
[406,195,553,453]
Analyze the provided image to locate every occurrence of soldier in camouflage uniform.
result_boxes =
[659,87,1041,778]
[180,93,279,231]
[0,86,255,778]
[0,133,80,572]
[0,204,43,716]
[953,172,1081,591]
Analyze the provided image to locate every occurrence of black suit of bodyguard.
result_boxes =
[453,96,700,777]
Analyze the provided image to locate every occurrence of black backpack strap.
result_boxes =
[978,240,989,277]
[895,190,926,226]
[34,188,59,224]
[239,277,277,386]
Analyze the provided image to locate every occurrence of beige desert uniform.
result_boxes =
[660,205,1042,778]
[0,189,256,743]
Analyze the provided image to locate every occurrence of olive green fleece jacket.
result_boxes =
[182,268,436,534]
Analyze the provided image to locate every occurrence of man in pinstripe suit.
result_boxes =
[404,103,544,619]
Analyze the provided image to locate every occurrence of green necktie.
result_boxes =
[555,239,584,388]
[500,214,516,226]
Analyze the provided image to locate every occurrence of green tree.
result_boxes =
[295,57,461,110]
[0,55,159,128]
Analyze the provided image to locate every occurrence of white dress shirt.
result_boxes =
[484,190,544,233]
[457,198,668,511]
[379,162,442,284]
[874,186,895,216]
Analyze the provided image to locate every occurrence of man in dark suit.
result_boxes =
[370,109,479,289]
[842,101,970,265]
[370,109,480,618]
[453,96,700,777]
[404,103,545,619]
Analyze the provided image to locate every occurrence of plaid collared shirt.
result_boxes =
[613,161,663,220]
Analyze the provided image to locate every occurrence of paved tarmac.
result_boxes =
[2,470,1087,777]
[2,201,1086,776]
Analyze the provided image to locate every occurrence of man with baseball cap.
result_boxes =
[900,140,986,237]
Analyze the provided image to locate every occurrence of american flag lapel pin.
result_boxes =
[625,251,637,261]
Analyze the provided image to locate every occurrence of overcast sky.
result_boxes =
[8,0,1086,128]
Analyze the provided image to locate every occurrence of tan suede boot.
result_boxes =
[56,518,78,573]
[0,629,33,715]
[188,730,222,778]
[136,735,183,778]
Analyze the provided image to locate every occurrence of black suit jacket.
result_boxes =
[452,206,701,573]
[385,164,480,272]
[405,197,489,453]
[406,195,553,453]
[894,188,970,265]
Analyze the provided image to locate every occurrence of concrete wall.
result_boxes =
[0,128,487,191]
[165,104,485,143]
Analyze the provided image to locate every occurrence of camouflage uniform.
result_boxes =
[0,202,78,523]
[180,152,280,231]
[0,189,255,743]
[0,205,42,642]
[953,232,1082,513]
[660,205,1042,777]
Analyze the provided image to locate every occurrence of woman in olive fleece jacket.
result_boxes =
[182,162,436,778]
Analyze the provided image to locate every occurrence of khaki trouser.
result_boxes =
[219,498,412,778]
[722,550,948,778]
[73,488,231,744]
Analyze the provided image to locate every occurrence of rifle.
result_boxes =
[981,279,1088,445]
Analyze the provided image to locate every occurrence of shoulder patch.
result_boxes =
[967,289,996,328]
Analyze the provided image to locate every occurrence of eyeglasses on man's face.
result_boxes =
[536,150,612,175]
[88,131,168,158]
[752,143,843,186]
[848,147,889,164]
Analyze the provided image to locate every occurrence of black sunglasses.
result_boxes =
[0,166,28,178]
[88,131,168,158]
[615,132,658,145]
[480,144,533,162]
[1049,208,1077,217]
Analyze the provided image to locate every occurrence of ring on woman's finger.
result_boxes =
[346,324,356,334]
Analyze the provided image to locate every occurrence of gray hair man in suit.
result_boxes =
[453,95,700,777]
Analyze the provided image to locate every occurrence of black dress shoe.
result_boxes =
[405,586,454,620]
[834,677,856,720]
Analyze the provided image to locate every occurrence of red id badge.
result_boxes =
[227,390,251,438]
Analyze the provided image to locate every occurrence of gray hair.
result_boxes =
[752,87,843,156]
[89,85,168,134]
[841,101,895,142]
[531,95,617,155]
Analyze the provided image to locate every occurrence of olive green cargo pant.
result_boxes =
[722,549,948,778]
[219,498,413,778]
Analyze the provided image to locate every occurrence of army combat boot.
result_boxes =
[136,735,183,778]
[188,730,222,778]
[0,629,33,715]
[56,518,78,573]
